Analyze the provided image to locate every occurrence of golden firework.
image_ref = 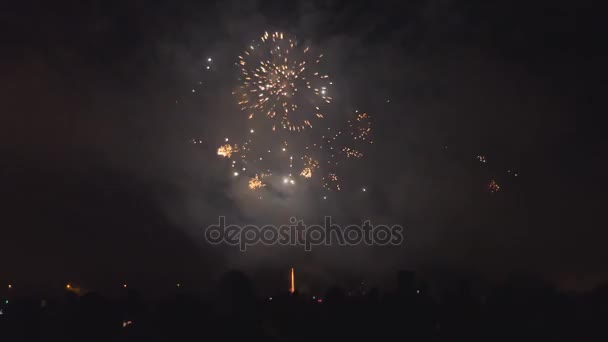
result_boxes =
[217,144,239,158]
[248,174,266,190]
[237,32,332,132]
[299,156,319,178]
[342,147,363,158]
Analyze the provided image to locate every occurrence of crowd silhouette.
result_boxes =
[1,270,606,341]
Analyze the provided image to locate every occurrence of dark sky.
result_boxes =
[1,0,605,294]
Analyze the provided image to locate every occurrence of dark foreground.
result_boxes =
[1,271,607,341]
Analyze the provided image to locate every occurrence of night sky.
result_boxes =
[2,0,605,294]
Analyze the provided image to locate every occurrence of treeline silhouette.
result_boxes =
[1,270,607,341]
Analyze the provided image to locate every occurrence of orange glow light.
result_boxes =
[290,267,295,294]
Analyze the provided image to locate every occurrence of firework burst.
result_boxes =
[237,32,332,132]
[248,174,266,190]
[349,112,372,142]
[215,32,373,194]
[217,144,239,158]
[488,180,501,193]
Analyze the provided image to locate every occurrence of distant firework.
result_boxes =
[217,144,238,158]
[248,174,266,190]
[323,173,341,191]
[488,180,501,193]
[350,112,372,142]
